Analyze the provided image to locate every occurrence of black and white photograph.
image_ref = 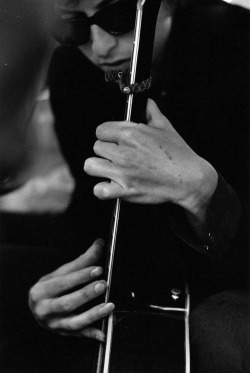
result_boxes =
[0,0,249,372]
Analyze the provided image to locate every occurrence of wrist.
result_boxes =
[180,158,218,223]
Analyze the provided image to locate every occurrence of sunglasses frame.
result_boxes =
[53,0,137,46]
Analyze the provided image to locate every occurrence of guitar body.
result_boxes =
[99,280,190,373]
[109,312,187,373]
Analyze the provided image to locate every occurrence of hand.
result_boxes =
[28,239,114,342]
[84,99,217,217]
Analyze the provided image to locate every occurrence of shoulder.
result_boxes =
[48,46,85,85]
[48,46,102,102]
[171,0,249,65]
[181,0,250,20]
[176,0,249,39]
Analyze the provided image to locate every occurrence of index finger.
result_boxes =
[46,239,105,278]
[96,121,137,143]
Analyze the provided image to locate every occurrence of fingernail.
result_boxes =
[94,281,107,294]
[98,303,115,316]
[90,267,103,278]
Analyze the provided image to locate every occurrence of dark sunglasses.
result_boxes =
[53,0,136,46]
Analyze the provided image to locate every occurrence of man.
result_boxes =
[22,0,250,371]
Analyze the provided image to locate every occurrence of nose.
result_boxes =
[90,25,117,58]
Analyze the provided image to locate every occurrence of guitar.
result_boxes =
[95,1,190,372]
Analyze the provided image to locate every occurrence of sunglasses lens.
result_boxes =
[99,0,136,35]
[101,14,135,35]
[53,18,89,46]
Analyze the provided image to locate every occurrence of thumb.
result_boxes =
[145,98,171,129]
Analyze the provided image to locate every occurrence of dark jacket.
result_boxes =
[48,0,249,301]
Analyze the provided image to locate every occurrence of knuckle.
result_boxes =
[76,270,89,283]
[136,122,145,131]
[47,317,76,332]
[118,152,131,167]
[87,312,98,325]
[61,318,79,331]
[81,288,92,302]
[55,279,69,293]
[122,128,133,141]
[79,281,94,302]
[60,300,72,314]
[119,149,136,169]
[126,183,136,195]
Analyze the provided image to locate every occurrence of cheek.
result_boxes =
[79,30,134,53]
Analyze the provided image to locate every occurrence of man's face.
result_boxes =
[57,0,172,72]
[59,0,134,71]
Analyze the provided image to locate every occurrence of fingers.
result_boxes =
[58,326,106,342]
[30,277,110,319]
[31,265,104,300]
[79,327,106,342]
[96,120,138,144]
[84,157,122,181]
[47,238,104,278]
[94,181,125,200]
[28,237,117,343]
[29,239,107,305]
[84,152,126,199]
[93,140,119,161]
[47,302,115,339]
[96,121,123,143]
[43,280,108,315]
